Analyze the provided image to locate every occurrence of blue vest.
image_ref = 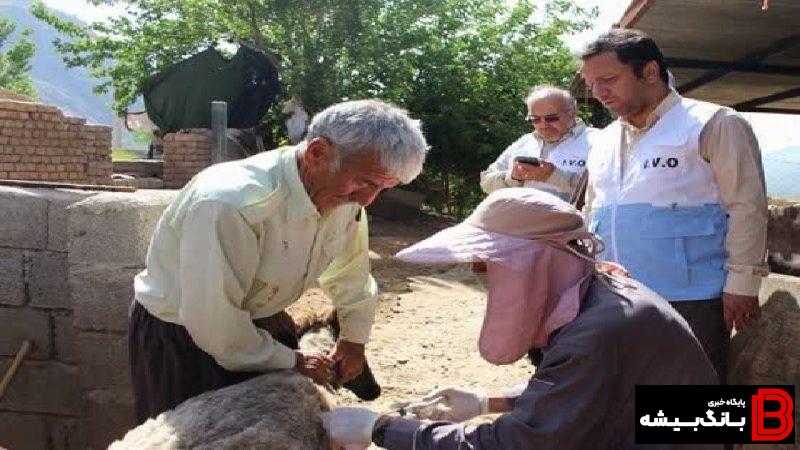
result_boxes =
[587,98,727,301]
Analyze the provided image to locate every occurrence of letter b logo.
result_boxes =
[752,388,794,441]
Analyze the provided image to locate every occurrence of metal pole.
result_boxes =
[211,101,228,164]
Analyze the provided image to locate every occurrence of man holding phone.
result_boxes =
[480,85,598,200]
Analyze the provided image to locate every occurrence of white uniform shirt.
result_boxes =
[584,91,769,297]
[480,120,595,197]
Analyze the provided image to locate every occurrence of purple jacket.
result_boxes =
[381,278,721,450]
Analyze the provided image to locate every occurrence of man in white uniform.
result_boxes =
[480,85,597,201]
[579,29,768,381]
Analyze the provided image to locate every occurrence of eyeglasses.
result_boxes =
[525,110,571,124]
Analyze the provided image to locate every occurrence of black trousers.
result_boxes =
[128,301,299,425]
[670,298,729,383]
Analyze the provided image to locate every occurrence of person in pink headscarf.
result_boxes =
[322,188,719,450]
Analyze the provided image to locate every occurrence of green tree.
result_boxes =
[0,15,36,98]
[32,0,595,215]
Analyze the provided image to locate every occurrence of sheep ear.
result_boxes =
[343,362,381,401]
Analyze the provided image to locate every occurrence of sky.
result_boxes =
[42,0,118,23]
[40,0,800,154]
[41,0,632,50]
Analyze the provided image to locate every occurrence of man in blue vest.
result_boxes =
[480,85,598,201]
[579,29,769,381]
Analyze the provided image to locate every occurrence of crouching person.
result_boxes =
[129,99,429,424]
[322,188,719,450]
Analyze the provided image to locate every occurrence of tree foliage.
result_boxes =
[32,0,595,215]
[0,15,36,98]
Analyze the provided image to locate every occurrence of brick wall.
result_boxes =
[0,100,113,185]
[163,129,212,189]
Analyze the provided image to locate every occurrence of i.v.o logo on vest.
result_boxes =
[561,159,586,168]
[643,157,679,169]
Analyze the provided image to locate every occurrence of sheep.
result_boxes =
[110,309,380,450]
[110,370,335,450]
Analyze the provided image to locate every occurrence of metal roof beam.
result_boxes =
[737,107,800,115]
[617,0,657,28]
[677,33,800,95]
[734,87,800,110]
[666,58,800,76]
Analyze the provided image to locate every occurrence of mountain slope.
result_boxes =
[1,0,114,125]
[763,146,800,201]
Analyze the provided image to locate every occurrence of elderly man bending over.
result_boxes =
[323,188,718,450]
[129,100,429,423]
[480,86,598,201]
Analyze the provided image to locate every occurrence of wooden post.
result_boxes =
[0,340,33,400]
[211,101,228,165]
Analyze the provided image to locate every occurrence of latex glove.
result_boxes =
[405,386,488,422]
[321,407,379,450]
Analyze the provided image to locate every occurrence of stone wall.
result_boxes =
[767,204,800,276]
[0,100,113,185]
[730,273,800,450]
[0,186,176,450]
[162,129,211,189]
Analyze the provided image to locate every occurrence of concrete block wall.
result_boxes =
[67,189,176,449]
[0,100,113,185]
[0,186,96,450]
[0,187,175,450]
[163,129,212,188]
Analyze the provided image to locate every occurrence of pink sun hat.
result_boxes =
[395,187,588,268]
[395,188,603,364]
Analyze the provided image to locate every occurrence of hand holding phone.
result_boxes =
[511,155,552,182]
[515,156,540,167]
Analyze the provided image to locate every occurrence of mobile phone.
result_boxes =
[515,156,540,166]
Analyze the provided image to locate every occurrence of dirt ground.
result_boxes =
[288,215,534,418]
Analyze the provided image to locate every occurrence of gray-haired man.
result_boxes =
[130,99,429,423]
[480,85,598,201]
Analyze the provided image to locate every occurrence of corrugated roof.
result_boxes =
[572,0,800,114]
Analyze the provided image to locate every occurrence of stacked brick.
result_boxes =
[0,100,113,185]
[163,129,212,188]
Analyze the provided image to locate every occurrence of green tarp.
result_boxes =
[142,43,281,132]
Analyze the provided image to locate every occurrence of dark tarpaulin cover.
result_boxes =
[141,43,281,132]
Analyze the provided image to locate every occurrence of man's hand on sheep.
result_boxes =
[294,350,334,386]
[404,386,489,422]
[321,407,379,450]
[330,340,366,384]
